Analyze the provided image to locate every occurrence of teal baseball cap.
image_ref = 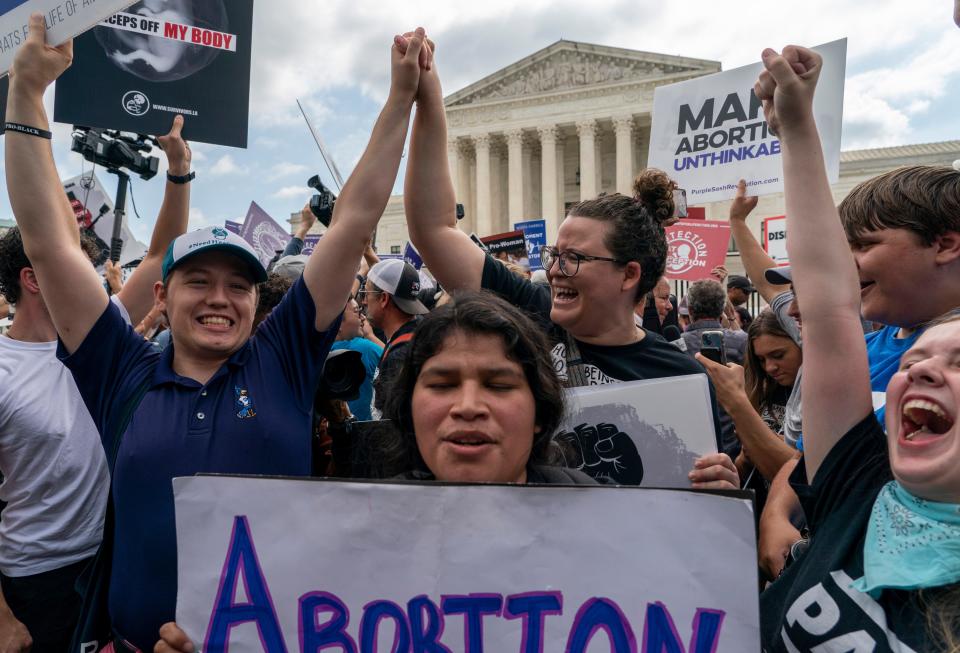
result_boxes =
[161,226,268,283]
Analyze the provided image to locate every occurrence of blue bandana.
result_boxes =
[853,481,960,597]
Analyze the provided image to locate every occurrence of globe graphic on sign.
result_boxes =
[94,0,230,82]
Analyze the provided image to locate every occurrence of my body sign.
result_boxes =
[648,39,846,204]
[0,0,137,74]
[174,476,760,652]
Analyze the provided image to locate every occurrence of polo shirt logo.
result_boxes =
[235,387,257,419]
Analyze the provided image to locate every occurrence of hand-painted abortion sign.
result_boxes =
[762,215,788,265]
[52,0,254,148]
[481,229,528,269]
[514,219,546,271]
[174,475,760,652]
[0,0,136,75]
[664,219,731,282]
[63,172,147,267]
[557,375,718,486]
[239,202,291,267]
[648,39,846,204]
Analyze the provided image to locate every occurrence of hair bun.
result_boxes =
[632,168,676,223]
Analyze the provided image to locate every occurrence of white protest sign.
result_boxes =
[557,375,717,486]
[648,39,846,204]
[0,0,137,75]
[175,476,759,652]
[762,215,788,265]
[63,172,147,267]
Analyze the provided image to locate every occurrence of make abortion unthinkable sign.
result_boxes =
[174,475,760,653]
[0,0,137,74]
[648,39,846,204]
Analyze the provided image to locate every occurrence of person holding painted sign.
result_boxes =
[5,15,431,653]
[754,44,960,651]
[401,38,736,490]
[380,291,596,484]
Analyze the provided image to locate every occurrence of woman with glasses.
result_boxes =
[399,38,737,490]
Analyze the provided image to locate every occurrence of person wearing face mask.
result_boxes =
[399,36,735,490]
[754,43,960,651]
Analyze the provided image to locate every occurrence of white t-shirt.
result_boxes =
[0,297,129,577]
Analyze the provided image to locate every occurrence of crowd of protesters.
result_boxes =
[1,8,959,653]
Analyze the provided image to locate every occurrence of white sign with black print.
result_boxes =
[174,475,759,652]
[557,375,718,487]
[648,39,846,204]
[0,0,136,74]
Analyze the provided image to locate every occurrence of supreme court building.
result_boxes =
[364,40,960,273]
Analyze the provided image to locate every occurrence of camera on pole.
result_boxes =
[307,174,337,227]
[70,127,160,270]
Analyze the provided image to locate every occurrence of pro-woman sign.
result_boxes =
[174,476,760,652]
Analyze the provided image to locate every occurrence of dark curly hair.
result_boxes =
[566,168,673,300]
[380,290,566,477]
[254,272,293,329]
[0,227,101,304]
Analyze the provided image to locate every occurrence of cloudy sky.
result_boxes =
[1,0,959,245]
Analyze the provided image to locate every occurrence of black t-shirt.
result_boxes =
[372,318,418,412]
[481,256,722,445]
[759,414,930,652]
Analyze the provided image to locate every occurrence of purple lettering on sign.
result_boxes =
[203,516,287,653]
[504,591,563,653]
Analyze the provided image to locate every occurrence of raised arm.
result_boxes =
[755,47,871,480]
[302,30,425,330]
[118,115,192,325]
[728,180,790,303]
[5,15,107,352]
[403,38,485,291]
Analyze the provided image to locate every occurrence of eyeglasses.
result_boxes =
[355,290,382,304]
[539,246,622,278]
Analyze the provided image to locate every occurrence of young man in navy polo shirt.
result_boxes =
[5,16,432,652]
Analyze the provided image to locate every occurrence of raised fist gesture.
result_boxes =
[753,46,822,137]
[157,115,192,176]
[9,13,73,98]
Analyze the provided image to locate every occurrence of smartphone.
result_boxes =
[700,330,726,365]
[672,189,688,219]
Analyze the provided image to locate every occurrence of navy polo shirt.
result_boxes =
[59,277,340,651]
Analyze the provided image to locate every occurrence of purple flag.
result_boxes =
[224,220,243,235]
[302,235,322,256]
[239,202,291,266]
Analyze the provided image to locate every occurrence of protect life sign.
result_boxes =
[648,39,846,204]
[174,476,760,652]
[0,0,136,75]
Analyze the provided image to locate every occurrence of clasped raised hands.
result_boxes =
[393,28,440,105]
[753,46,822,137]
[390,27,432,103]
[9,14,73,98]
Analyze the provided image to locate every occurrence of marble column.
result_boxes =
[577,119,597,200]
[506,129,525,222]
[447,138,462,200]
[473,134,492,237]
[613,115,635,195]
[538,125,559,239]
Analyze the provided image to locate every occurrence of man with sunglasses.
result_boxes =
[361,259,429,417]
